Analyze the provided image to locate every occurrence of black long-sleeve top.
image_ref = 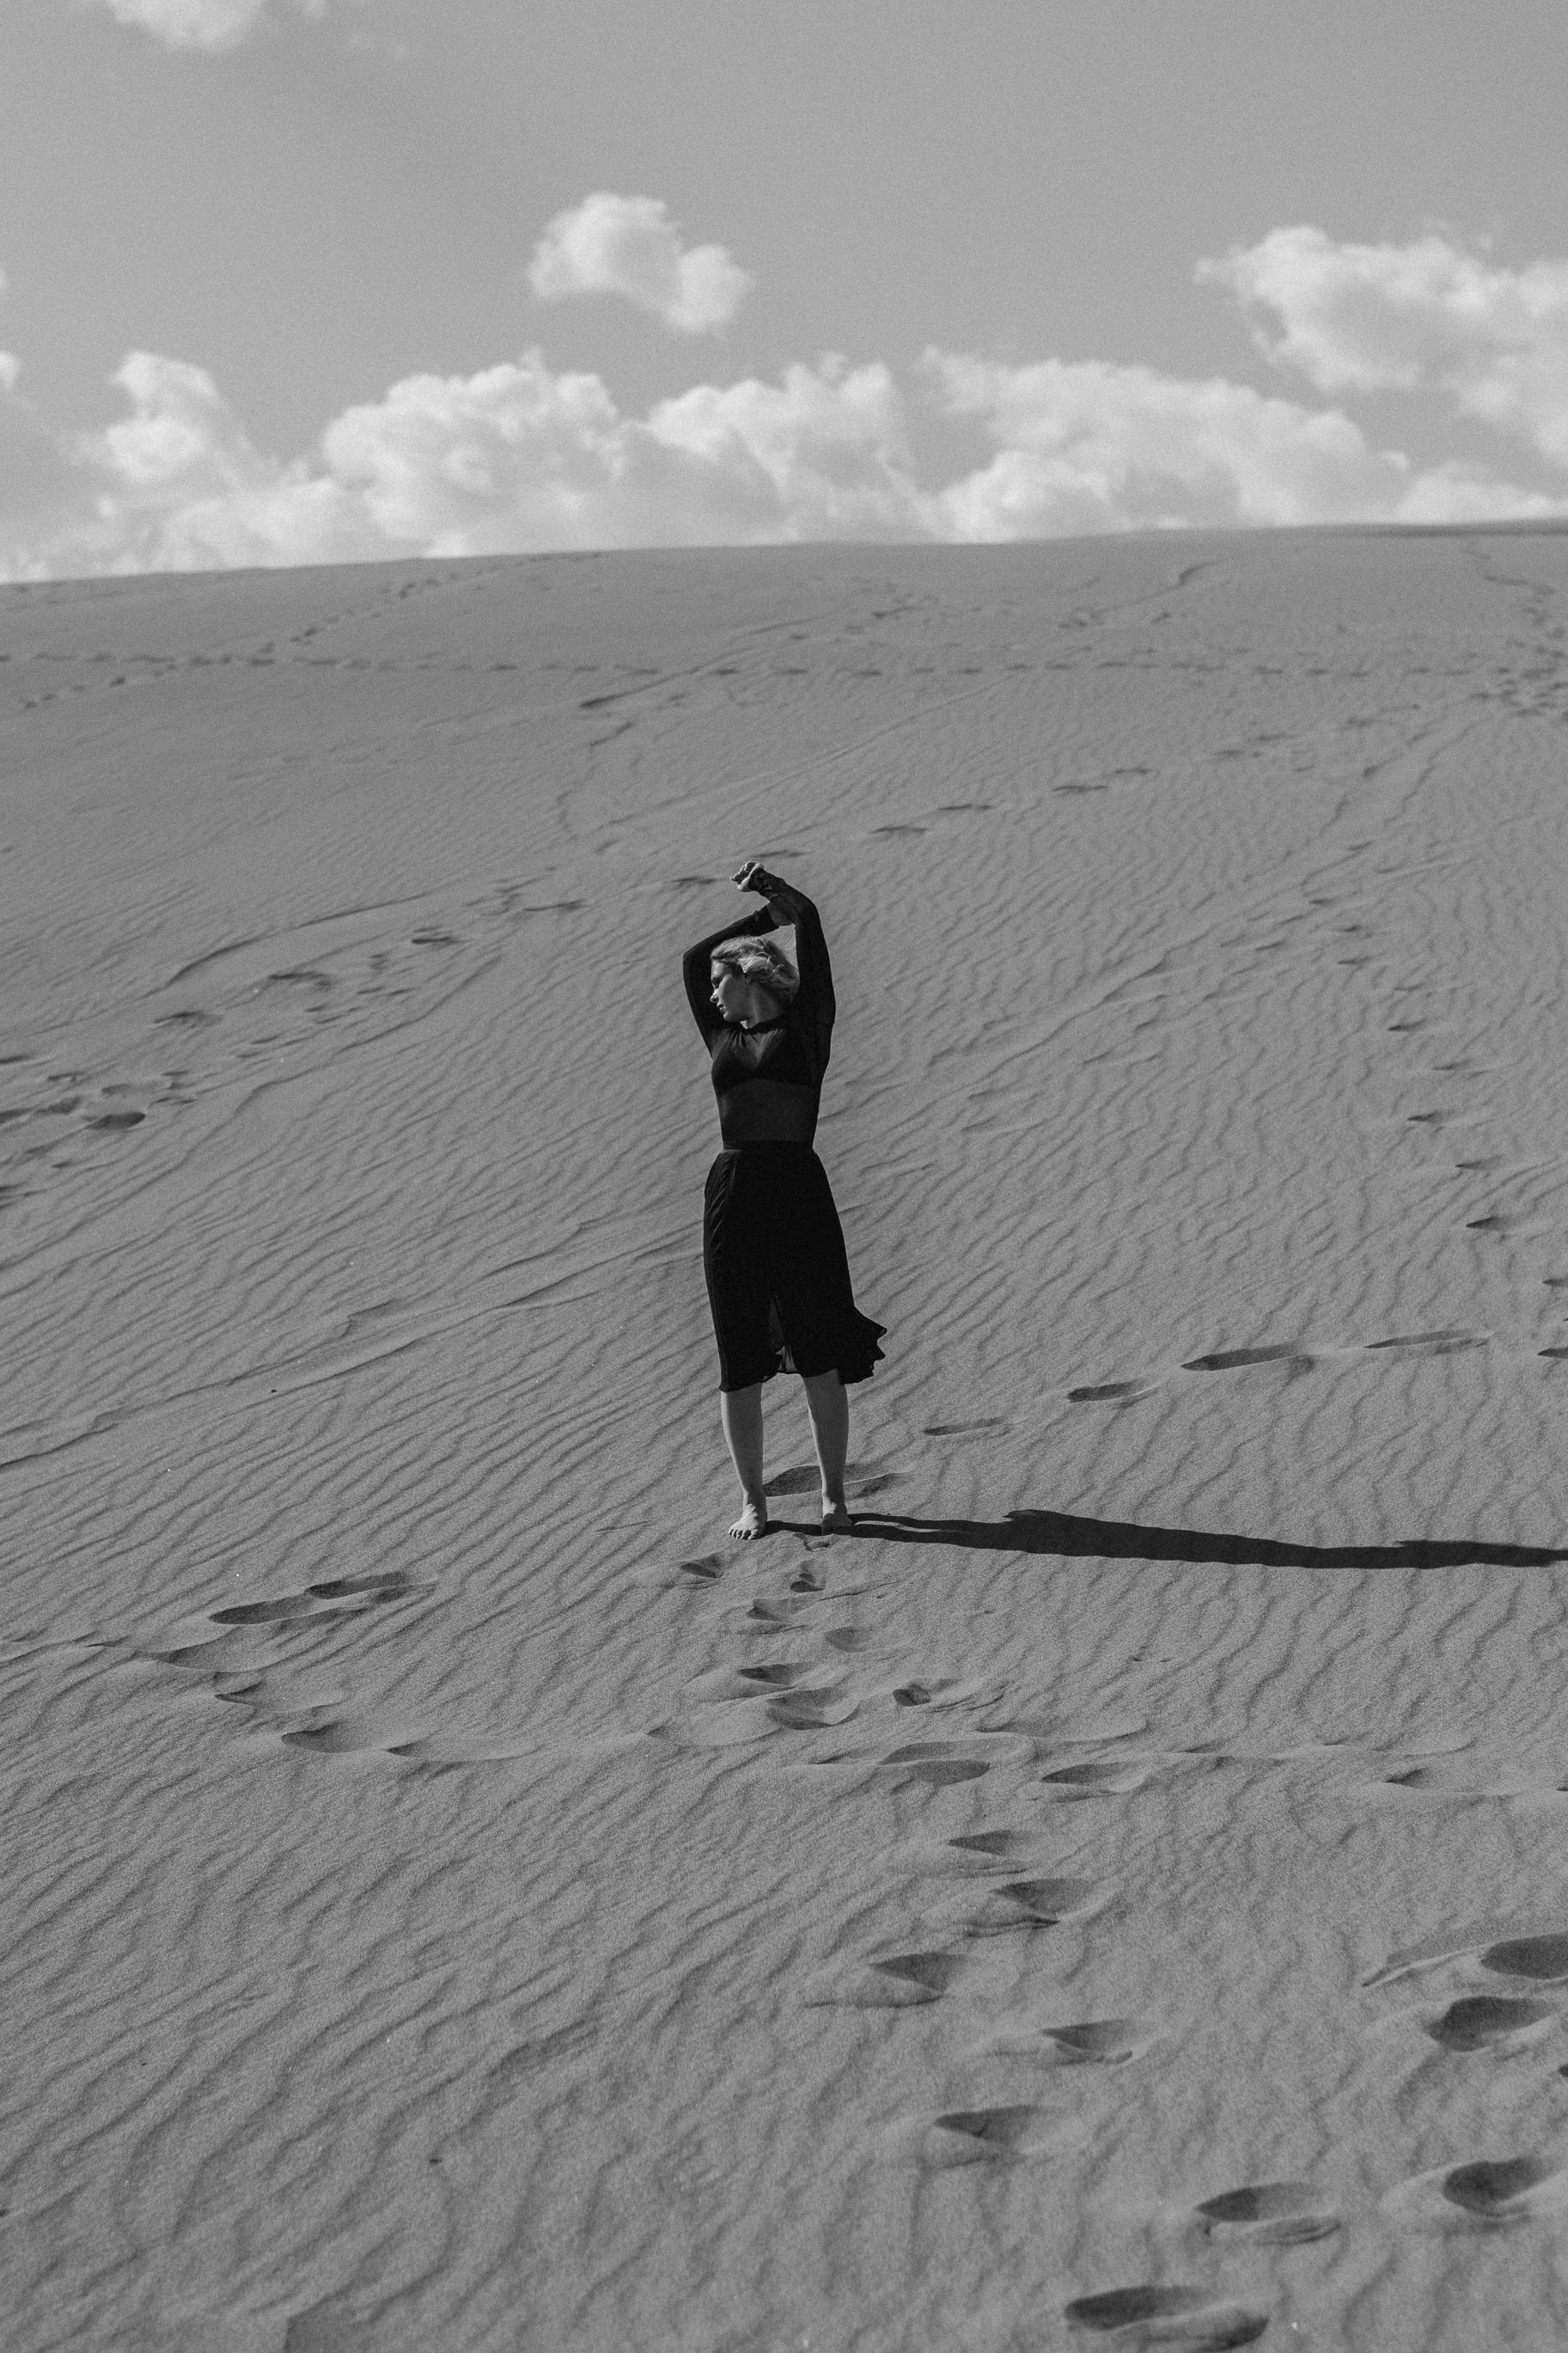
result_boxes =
[682,889,835,1146]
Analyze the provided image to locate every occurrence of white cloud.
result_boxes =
[299,351,924,551]
[6,222,1568,580]
[93,0,321,52]
[1205,226,1568,468]
[15,352,373,577]
[924,350,1559,538]
[0,346,930,577]
[528,193,753,334]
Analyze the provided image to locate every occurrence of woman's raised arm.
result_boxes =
[681,903,781,1042]
[733,865,835,1070]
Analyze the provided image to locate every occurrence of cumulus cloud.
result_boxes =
[1205,226,1568,469]
[0,347,930,578]
[924,350,1558,538]
[93,0,320,52]
[528,193,753,334]
[7,221,1568,579]
[18,353,374,577]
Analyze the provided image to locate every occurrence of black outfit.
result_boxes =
[684,891,887,1394]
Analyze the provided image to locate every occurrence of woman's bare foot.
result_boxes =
[729,1497,768,1541]
[821,1496,851,1534]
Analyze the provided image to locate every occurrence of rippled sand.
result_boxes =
[6,529,1568,2351]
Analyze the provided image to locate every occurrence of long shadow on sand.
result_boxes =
[842,1508,1568,1574]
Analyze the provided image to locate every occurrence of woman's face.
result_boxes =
[711,962,765,1023]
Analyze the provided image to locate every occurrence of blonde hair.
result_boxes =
[711,936,799,1003]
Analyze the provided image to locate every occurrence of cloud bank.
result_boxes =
[2,226,1565,578]
[528,193,753,335]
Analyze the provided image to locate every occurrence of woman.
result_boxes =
[684,861,886,1540]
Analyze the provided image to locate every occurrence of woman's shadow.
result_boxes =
[827,1503,1568,1573]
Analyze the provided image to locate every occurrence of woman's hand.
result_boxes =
[733,859,796,907]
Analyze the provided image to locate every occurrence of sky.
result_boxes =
[0,0,1565,576]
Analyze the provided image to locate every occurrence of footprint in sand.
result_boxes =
[894,1827,1064,1879]
[734,1594,815,1630]
[1065,2286,1267,2346]
[210,1594,321,1626]
[668,1553,728,1588]
[913,2105,1086,2169]
[151,1574,425,1665]
[823,1626,877,1655]
[1040,1757,1154,1797]
[1181,1344,1311,1374]
[1365,1923,1568,1988]
[1068,1380,1156,1406]
[1364,1329,1486,1357]
[1424,1995,1558,2055]
[316,1571,421,1602]
[803,1949,963,2008]
[946,1827,1061,1866]
[683,1660,815,1702]
[943,1879,1114,1940]
[1194,2180,1339,2246]
[766,1680,858,1731]
[883,1674,999,1714]
[655,1671,858,1745]
[210,1572,422,1624]
[1480,1935,1568,1982]
[881,1734,1033,1788]
[282,1713,427,1758]
[1387,2154,1568,2228]
[981,2013,1150,2063]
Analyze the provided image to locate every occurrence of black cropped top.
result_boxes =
[683,888,835,1146]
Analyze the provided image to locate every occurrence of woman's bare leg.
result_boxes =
[802,1370,851,1531]
[719,1383,767,1539]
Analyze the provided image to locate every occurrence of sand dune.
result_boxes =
[5,527,1568,2349]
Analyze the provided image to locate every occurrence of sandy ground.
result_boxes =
[6,528,1568,2352]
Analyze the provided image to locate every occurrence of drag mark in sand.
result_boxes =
[1065,2285,1268,2345]
[1067,1323,1492,1405]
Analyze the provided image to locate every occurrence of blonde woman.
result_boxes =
[684,862,886,1539]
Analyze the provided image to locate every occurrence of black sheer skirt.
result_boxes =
[703,1144,887,1394]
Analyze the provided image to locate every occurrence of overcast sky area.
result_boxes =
[1,0,1565,577]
